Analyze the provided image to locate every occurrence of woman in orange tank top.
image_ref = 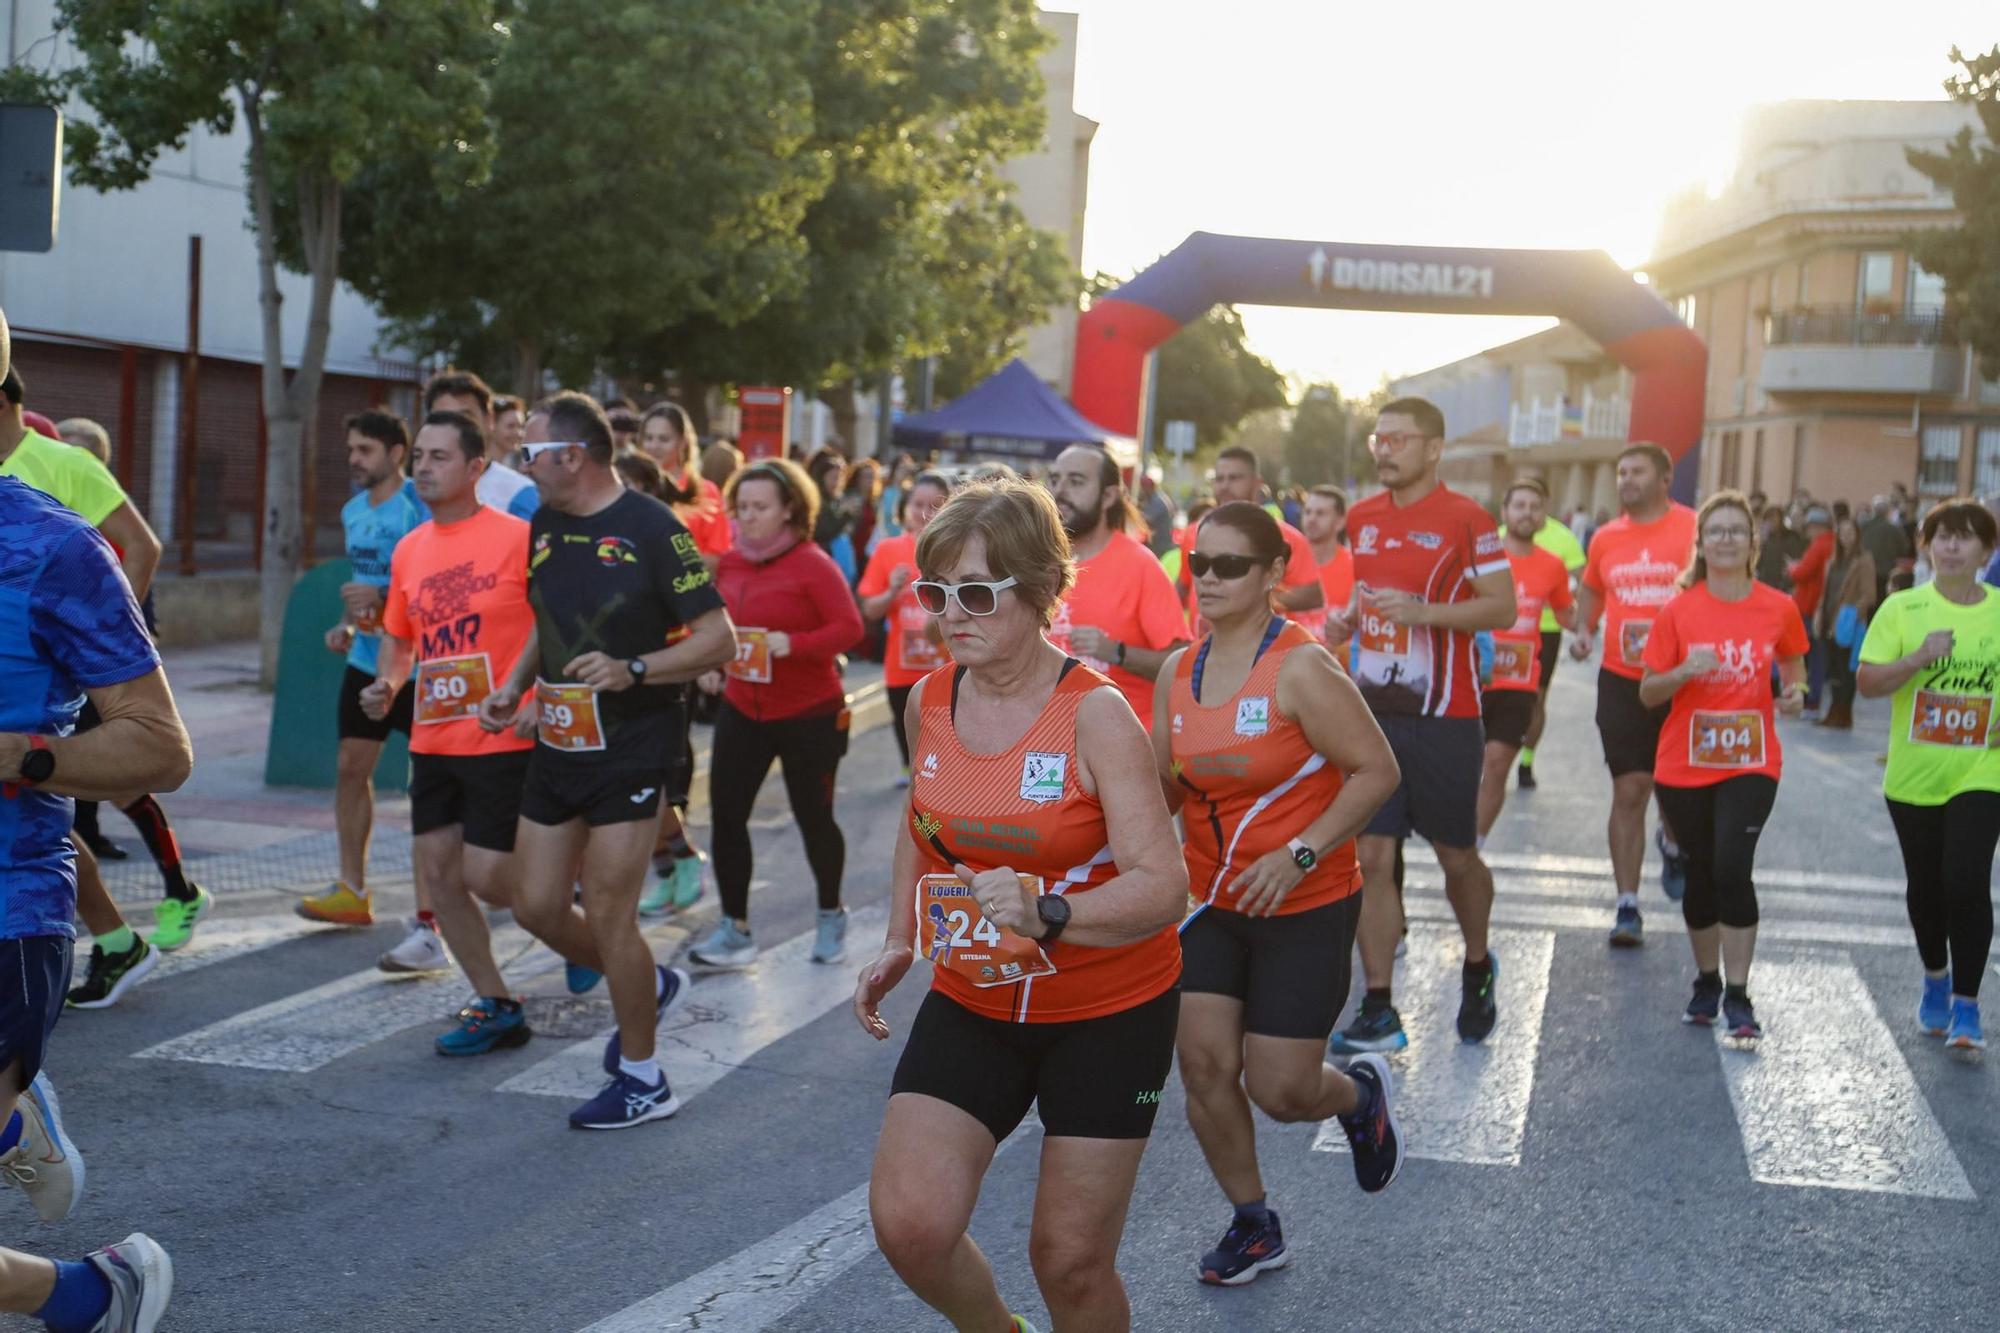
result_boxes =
[851,480,1188,1333]
[1157,502,1407,1287]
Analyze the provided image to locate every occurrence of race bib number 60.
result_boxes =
[1909,689,1993,748]
[916,873,1057,989]
[534,679,606,752]
[415,653,492,725]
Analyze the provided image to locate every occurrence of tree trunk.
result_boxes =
[258,411,305,683]
[828,376,860,456]
[512,337,543,401]
[679,373,711,436]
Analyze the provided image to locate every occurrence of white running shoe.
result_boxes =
[85,1232,174,1332]
[1,1072,84,1222]
[811,907,849,965]
[688,919,758,969]
[378,920,450,974]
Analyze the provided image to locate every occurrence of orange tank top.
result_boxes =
[1168,618,1360,917]
[909,659,1182,1023]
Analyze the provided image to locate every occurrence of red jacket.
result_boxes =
[1787,531,1834,620]
[716,539,864,721]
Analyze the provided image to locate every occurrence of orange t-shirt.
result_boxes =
[1490,545,1574,693]
[1178,516,1319,632]
[1047,529,1189,725]
[857,532,951,688]
[1582,503,1697,680]
[671,474,731,557]
[1168,619,1360,917]
[908,662,1182,1023]
[381,506,536,757]
[1642,582,1810,788]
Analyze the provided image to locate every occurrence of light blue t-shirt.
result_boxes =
[341,478,429,674]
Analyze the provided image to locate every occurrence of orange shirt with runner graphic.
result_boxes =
[1047,529,1189,725]
[1168,619,1360,917]
[1489,545,1574,694]
[907,661,1182,1023]
[381,506,536,757]
[1641,582,1809,788]
[1582,503,1697,680]
[857,532,951,688]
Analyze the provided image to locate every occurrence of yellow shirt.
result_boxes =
[0,431,127,526]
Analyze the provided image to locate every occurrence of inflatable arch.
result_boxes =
[1072,233,1708,497]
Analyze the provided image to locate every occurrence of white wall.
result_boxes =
[1003,9,1090,395]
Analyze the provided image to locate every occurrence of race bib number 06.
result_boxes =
[1909,689,1993,748]
[727,628,773,684]
[1690,709,1765,769]
[415,653,492,725]
[915,873,1057,989]
[534,679,606,753]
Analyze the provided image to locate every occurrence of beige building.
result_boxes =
[1648,99,2000,507]
[1003,9,1096,395]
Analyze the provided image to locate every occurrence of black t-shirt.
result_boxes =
[527,489,725,764]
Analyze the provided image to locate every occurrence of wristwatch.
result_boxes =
[628,658,649,682]
[1034,894,1071,944]
[19,735,54,786]
[1287,837,1317,872]
[1114,642,1128,667]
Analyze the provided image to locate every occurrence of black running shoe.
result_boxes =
[1336,1054,1405,1193]
[1722,993,1762,1040]
[1457,952,1499,1043]
[1329,1000,1406,1054]
[66,936,158,1010]
[1682,975,1723,1027]
[81,831,129,861]
[1197,1211,1288,1286]
[1515,763,1537,790]
[1608,903,1644,948]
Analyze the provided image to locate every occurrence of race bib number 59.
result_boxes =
[1910,689,1993,748]
[534,679,606,752]
[916,873,1057,989]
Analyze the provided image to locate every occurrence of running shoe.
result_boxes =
[1335,1053,1405,1193]
[601,965,692,1075]
[1197,1210,1289,1286]
[1009,1318,1040,1333]
[81,830,129,861]
[689,919,757,969]
[1682,974,1724,1027]
[67,936,158,1010]
[1918,974,1952,1036]
[1,1072,85,1222]
[378,919,450,974]
[1944,998,1985,1051]
[1721,992,1763,1040]
[1329,1000,1406,1055]
[147,885,212,953]
[569,1068,680,1131]
[897,767,912,789]
[1515,762,1537,791]
[1608,903,1644,948]
[811,907,849,965]
[1457,951,1498,1043]
[1655,827,1687,902]
[84,1232,174,1332]
[435,998,531,1056]
[642,852,706,917]
[638,873,675,917]
[295,881,373,926]
[566,962,604,995]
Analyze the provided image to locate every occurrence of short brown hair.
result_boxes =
[726,456,820,537]
[423,369,494,418]
[1919,496,1998,550]
[917,479,1076,627]
[1379,396,1446,439]
[1502,476,1548,506]
[1307,484,1348,514]
[1617,442,1674,483]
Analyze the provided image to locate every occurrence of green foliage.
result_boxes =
[1907,45,2000,378]
[1284,385,1349,489]
[1153,302,1287,449]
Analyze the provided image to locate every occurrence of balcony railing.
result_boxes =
[1764,306,1953,348]
[1508,391,1630,446]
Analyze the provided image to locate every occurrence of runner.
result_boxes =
[859,470,955,783]
[1513,504,1586,790]
[1638,492,1809,1039]
[1044,444,1190,724]
[1858,497,1999,1051]
[425,370,540,521]
[1569,444,1699,945]
[360,410,545,1054]
[1177,447,1319,623]
[1298,484,1356,642]
[297,413,435,964]
[0,360,187,1327]
[1477,479,1576,840]
[1159,502,1404,1286]
[853,478,1188,1333]
[689,457,864,969]
[477,392,736,1129]
[1324,397,1514,1053]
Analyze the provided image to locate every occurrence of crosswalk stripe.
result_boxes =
[1399,896,1913,949]
[1399,872,1910,924]
[1404,846,1906,898]
[1717,950,1974,1201]
[1314,923,1555,1167]
[499,904,890,1102]
[88,914,341,986]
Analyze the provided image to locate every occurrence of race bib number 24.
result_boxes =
[916,873,1057,989]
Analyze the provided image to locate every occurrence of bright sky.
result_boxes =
[1061,0,1993,397]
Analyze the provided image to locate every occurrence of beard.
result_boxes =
[1058,499,1102,541]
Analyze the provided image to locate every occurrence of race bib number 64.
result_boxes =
[916,873,1057,989]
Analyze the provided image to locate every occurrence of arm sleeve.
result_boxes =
[1281,528,1317,587]
[29,526,160,688]
[788,549,866,659]
[1468,525,1508,579]
[382,545,414,641]
[1789,534,1833,580]
[507,487,540,522]
[654,514,727,624]
[1582,541,1605,594]
[1857,595,1901,665]
[1549,564,1575,612]
[1776,601,1811,659]
[1640,599,1682,675]
[856,544,893,598]
[1136,559,1192,648]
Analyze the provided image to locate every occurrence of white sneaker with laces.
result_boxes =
[0,1072,84,1222]
[378,920,450,974]
[86,1231,174,1332]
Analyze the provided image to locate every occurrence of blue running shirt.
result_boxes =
[341,479,429,674]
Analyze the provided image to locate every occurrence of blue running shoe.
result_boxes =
[1329,1000,1406,1055]
[1918,974,1951,1036]
[567,963,604,996]
[1198,1210,1289,1286]
[1656,826,1687,902]
[1944,998,1985,1051]
[1608,903,1644,948]
[602,965,691,1075]
[435,998,530,1056]
[1336,1053,1405,1193]
[570,1069,680,1130]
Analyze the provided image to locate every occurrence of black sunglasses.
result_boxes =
[1188,552,1265,580]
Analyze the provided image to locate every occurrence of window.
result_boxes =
[1797,261,1809,307]
[1974,426,2000,497]
[1718,430,1741,489]
[1918,424,1963,498]
[1857,252,1896,315]
[1907,263,1946,313]
[1751,428,1765,493]
[1675,294,1698,328]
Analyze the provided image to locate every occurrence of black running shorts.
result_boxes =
[1180,895,1360,1039]
[1481,689,1537,750]
[337,665,414,743]
[891,985,1180,1142]
[0,935,73,1086]
[1363,713,1484,849]
[1595,668,1668,778]
[410,750,533,851]
[519,745,667,828]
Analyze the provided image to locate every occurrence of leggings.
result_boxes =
[887,683,914,769]
[710,700,846,922]
[1653,776,1778,932]
[1886,791,2000,998]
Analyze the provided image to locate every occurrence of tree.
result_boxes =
[1284,385,1349,489]
[3,2,501,683]
[1907,45,2000,378]
[1152,303,1287,450]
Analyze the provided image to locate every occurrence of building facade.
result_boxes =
[1003,8,1096,396]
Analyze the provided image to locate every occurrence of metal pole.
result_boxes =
[177,235,201,577]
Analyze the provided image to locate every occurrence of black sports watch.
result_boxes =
[628,657,649,682]
[19,736,55,786]
[1034,894,1071,945]
[1287,837,1317,872]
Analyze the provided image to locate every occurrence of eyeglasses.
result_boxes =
[1367,431,1430,453]
[516,440,583,466]
[1188,552,1265,580]
[912,576,1019,616]
[1703,527,1753,541]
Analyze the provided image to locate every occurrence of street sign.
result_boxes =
[1164,419,1196,456]
[0,104,61,253]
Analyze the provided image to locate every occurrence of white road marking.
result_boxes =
[1399,872,1909,923]
[1315,924,1555,1167]
[1718,951,1974,1200]
[1403,846,1905,898]
[87,913,338,985]
[500,905,890,1101]
[1399,896,1913,950]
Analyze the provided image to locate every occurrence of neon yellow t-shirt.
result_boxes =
[1495,515,1586,632]
[1857,581,2000,805]
[0,431,127,526]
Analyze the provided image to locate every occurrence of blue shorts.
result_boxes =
[0,935,73,1087]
